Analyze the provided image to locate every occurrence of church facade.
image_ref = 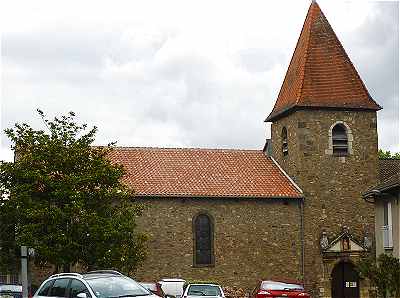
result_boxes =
[108,2,381,298]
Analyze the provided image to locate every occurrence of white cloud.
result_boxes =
[1,0,399,162]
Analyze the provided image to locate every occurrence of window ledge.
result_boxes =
[333,153,349,157]
[192,263,215,268]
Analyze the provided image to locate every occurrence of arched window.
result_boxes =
[281,127,288,156]
[332,124,348,156]
[193,213,214,266]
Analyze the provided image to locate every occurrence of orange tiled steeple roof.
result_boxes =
[266,1,381,122]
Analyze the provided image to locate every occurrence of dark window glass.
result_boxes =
[69,280,91,298]
[332,124,348,156]
[194,214,213,265]
[261,281,303,291]
[384,202,388,225]
[38,280,54,296]
[187,285,221,296]
[50,279,70,297]
[281,127,288,156]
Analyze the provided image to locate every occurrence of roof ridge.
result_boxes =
[296,1,315,105]
[111,146,263,152]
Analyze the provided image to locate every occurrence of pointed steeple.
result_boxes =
[266,1,381,122]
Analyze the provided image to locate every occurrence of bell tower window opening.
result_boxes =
[332,124,348,156]
[281,127,288,156]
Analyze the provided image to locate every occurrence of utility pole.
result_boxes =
[21,246,28,298]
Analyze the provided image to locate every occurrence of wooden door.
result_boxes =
[331,262,360,298]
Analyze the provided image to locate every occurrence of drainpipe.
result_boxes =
[300,197,305,283]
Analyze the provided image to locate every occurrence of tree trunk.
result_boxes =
[62,263,70,272]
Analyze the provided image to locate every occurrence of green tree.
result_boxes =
[378,149,400,159]
[358,253,400,298]
[0,110,147,274]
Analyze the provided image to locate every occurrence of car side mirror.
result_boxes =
[77,293,88,298]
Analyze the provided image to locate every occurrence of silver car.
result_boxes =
[34,270,160,298]
[182,284,224,298]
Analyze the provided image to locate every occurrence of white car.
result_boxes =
[182,284,224,298]
[0,285,22,298]
[33,270,160,298]
[158,279,186,298]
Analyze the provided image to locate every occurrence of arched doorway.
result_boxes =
[331,262,360,298]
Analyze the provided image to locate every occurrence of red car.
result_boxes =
[251,280,310,298]
[139,282,166,298]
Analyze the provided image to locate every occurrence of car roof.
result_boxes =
[262,279,302,285]
[0,285,22,292]
[188,284,220,286]
[46,270,125,281]
[160,279,186,282]
[82,274,126,280]
[140,282,157,285]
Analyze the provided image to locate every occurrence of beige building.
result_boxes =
[364,159,400,258]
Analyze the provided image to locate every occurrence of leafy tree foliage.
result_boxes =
[378,149,400,159]
[0,110,147,274]
[358,253,400,298]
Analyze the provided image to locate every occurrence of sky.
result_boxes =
[1,0,399,162]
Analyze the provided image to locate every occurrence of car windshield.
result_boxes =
[86,276,151,298]
[261,282,303,291]
[187,285,221,297]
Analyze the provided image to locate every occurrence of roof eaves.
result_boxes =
[265,104,297,122]
[362,174,400,198]
[134,194,304,200]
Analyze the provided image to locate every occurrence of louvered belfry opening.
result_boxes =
[281,127,288,156]
[332,124,348,156]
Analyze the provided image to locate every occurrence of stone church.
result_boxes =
[108,2,381,298]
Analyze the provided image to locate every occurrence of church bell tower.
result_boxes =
[266,2,381,297]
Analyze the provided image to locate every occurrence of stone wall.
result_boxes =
[271,109,378,297]
[134,197,302,290]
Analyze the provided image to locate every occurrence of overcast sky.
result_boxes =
[1,0,399,162]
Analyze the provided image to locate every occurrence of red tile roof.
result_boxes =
[108,147,303,198]
[266,1,381,122]
[363,159,399,197]
[378,158,400,183]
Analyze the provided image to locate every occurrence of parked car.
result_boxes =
[251,280,310,298]
[158,279,186,298]
[0,285,22,298]
[34,270,160,298]
[139,282,165,297]
[182,283,224,298]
